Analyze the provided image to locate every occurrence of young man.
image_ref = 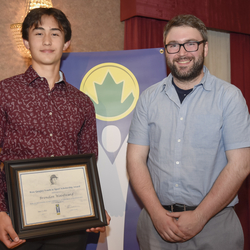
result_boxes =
[0,8,109,249]
[127,14,250,249]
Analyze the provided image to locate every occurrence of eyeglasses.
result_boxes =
[165,40,206,54]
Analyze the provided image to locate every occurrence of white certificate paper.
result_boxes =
[19,165,94,226]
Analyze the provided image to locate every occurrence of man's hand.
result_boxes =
[86,210,111,234]
[150,207,187,242]
[0,212,25,249]
[167,210,206,240]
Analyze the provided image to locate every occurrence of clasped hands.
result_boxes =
[151,208,206,243]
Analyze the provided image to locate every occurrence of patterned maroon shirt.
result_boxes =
[0,66,98,212]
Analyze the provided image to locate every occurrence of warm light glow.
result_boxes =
[10,0,53,58]
[25,0,53,14]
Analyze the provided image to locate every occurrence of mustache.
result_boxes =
[174,56,194,62]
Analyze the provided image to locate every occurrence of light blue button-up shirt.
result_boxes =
[128,66,250,206]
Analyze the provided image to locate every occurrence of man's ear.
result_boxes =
[63,40,71,51]
[204,41,208,58]
[23,39,30,50]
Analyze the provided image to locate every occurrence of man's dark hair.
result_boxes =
[22,8,71,42]
[163,14,208,44]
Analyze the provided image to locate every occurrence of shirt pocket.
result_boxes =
[189,114,222,149]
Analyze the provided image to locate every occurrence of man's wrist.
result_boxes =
[193,205,211,226]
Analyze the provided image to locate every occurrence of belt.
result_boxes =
[163,203,197,212]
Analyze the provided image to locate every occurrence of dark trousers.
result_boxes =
[0,231,88,250]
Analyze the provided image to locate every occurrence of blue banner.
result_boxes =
[60,48,167,250]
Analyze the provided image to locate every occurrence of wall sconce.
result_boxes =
[10,0,53,58]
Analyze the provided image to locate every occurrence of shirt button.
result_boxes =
[176,161,180,164]
[50,133,53,137]
[177,139,181,142]
[180,117,183,120]
[41,78,44,81]
[48,93,51,96]
[175,184,178,187]
[51,155,54,157]
[49,112,52,115]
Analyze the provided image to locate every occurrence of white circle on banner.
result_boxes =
[102,125,121,152]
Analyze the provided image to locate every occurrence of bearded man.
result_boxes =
[127,14,250,250]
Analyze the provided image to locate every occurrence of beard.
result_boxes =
[167,52,205,82]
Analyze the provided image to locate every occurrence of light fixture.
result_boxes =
[10,0,53,58]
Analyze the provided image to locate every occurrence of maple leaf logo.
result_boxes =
[91,72,134,118]
[80,62,139,121]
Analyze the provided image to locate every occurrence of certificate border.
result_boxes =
[5,154,107,239]
[19,165,94,226]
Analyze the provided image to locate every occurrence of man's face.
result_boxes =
[165,26,208,82]
[23,15,70,68]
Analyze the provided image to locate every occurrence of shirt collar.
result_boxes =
[24,65,68,90]
[23,65,40,84]
[199,66,212,91]
[163,65,212,92]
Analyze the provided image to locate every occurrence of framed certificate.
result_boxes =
[4,154,107,239]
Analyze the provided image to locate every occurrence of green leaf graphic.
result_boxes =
[92,72,134,117]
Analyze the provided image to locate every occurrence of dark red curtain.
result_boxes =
[230,33,250,107]
[231,32,250,250]
[124,17,166,50]
[121,0,250,35]
[125,17,250,250]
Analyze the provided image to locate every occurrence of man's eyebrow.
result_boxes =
[32,27,45,31]
[50,28,62,32]
[167,40,179,44]
[32,27,62,32]
[167,39,199,44]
